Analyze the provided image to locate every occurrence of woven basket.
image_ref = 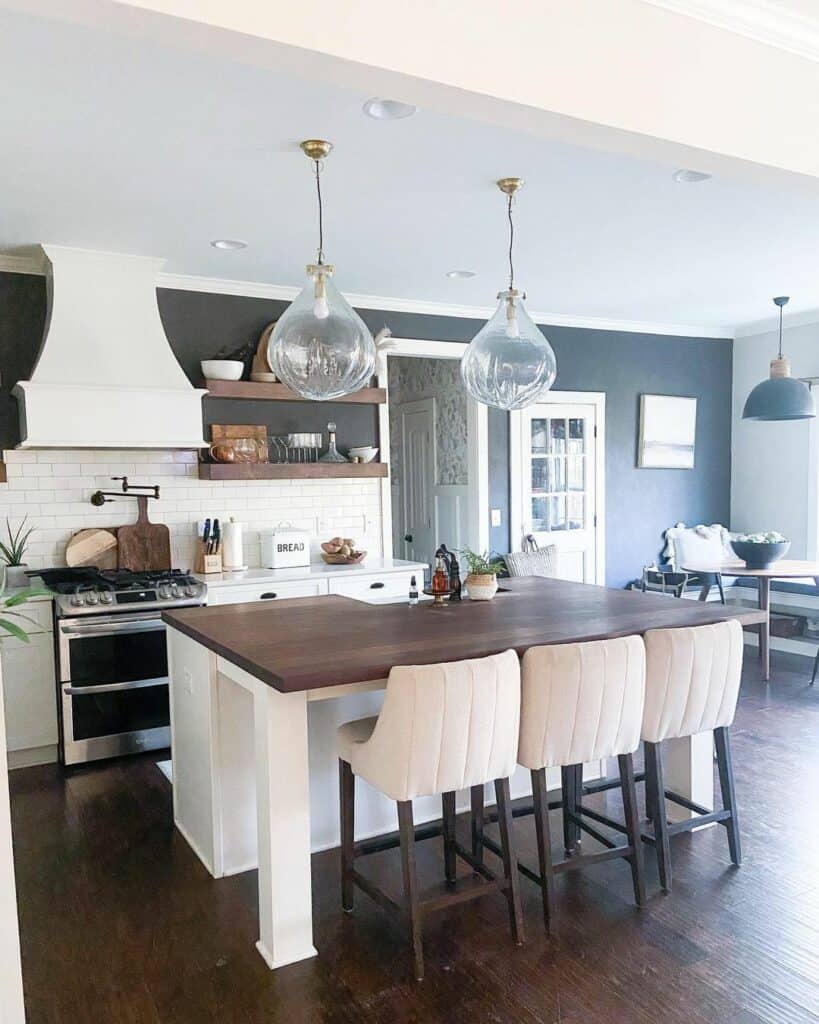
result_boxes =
[503,536,558,578]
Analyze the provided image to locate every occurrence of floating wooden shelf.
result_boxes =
[203,380,386,405]
[198,462,388,481]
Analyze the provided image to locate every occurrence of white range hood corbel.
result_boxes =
[13,245,207,449]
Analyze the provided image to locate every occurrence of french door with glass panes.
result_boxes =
[511,398,604,584]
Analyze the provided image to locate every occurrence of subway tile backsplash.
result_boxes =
[0,450,383,570]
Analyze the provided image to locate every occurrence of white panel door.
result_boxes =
[399,399,436,569]
[519,403,599,583]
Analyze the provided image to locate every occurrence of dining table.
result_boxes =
[680,559,819,681]
[163,576,764,971]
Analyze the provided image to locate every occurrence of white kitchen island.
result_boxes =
[164,577,764,972]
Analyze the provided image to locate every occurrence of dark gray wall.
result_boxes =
[0,273,732,588]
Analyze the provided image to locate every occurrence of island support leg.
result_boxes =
[253,683,317,970]
[663,732,714,827]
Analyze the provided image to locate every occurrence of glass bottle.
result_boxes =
[408,575,419,606]
[432,554,449,595]
[319,421,348,463]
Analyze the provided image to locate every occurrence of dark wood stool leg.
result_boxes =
[397,800,424,981]
[716,573,726,605]
[714,727,742,866]
[494,778,525,946]
[442,791,457,884]
[470,784,484,866]
[618,752,646,907]
[339,759,355,912]
[644,741,657,821]
[561,764,581,853]
[811,647,819,686]
[644,741,672,892]
[531,768,556,933]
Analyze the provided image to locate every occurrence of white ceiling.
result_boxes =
[4,6,819,336]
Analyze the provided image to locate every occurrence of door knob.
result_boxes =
[404,534,413,543]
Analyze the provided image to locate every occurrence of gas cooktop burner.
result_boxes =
[39,566,207,616]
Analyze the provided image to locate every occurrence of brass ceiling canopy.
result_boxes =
[300,139,333,161]
[497,177,524,196]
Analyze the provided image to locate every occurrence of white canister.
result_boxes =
[260,527,311,568]
[222,518,246,571]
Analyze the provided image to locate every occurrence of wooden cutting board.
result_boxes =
[117,496,171,571]
[65,528,118,568]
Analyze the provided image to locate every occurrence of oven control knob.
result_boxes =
[100,591,114,605]
[184,585,196,597]
[86,591,100,605]
[71,593,85,607]
[158,585,171,599]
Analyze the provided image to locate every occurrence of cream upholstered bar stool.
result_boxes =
[495,636,648,933]
[337,649,524,981]
[642,619,743,891]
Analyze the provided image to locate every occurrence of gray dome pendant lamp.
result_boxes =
[742,296,815,421]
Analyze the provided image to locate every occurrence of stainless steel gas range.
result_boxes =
[40,568,207,766]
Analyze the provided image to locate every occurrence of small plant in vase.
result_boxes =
[0,517,35,589]
[460,549,506,601]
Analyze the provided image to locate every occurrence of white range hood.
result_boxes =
[14,245,207,449]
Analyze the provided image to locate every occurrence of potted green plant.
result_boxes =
[460,549,506,601]
[0,518,35,589]
[0,573,49,643]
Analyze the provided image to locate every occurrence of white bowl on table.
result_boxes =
[201,359,244,381]
[347,445,379,463]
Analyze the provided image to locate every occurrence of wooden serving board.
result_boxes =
[65,528,118,568]
[117,496,171,571]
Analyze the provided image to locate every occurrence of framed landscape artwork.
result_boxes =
[638,394,697,469]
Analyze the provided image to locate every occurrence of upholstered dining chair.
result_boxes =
[642,619,744,890]
[336,649,524,980]
[473,636,647,933]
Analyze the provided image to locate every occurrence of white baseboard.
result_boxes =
[7,745,57,769]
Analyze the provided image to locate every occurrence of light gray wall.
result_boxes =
[732,321,819,559]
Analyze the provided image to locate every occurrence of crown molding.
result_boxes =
[0,257,733,339]
[643,0,819,63]
[0,253,47,275]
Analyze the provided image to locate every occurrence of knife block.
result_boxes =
[195,541,223,575]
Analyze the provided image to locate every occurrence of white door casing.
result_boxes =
[396,398,437,567]
[377,338,489,559]
[510,392,606,585]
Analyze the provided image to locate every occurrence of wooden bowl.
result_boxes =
[321,551,367,565]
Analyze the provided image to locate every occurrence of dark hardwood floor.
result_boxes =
[9,651,819,1024]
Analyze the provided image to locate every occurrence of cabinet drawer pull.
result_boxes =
[369,582,385,589]
[260,592,277,600]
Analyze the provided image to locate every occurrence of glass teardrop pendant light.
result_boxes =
[742,296,815,421]
[461,177,556,410]
[269,140,376,400]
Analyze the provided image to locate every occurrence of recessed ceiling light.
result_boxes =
[446,269,476,279]
[673,169,712,183]
[210,239,247,250]
[362,97,418,120]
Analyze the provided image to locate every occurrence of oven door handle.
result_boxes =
[63,677,168,696]
[60,618,165,637]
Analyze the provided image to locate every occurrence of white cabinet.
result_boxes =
[328,572,415,601]
[1,605,57,759]
[207,579,327,606]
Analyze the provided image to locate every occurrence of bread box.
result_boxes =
[260,527,311,568]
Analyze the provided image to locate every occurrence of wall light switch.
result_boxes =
[490,508,502,528]
[183,668,193,696]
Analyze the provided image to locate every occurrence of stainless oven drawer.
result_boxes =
[59,612,168,686]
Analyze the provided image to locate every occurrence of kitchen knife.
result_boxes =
[211,518,220,555]
[202,518,211,552]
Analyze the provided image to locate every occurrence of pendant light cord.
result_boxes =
[507,193,515,291]
[314,159,325,266]
[778,304,783,359]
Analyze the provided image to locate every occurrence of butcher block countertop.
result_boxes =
[162,577,766,694]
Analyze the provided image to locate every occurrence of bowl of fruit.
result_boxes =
[320,537,367,565]
[730,531,790,569]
